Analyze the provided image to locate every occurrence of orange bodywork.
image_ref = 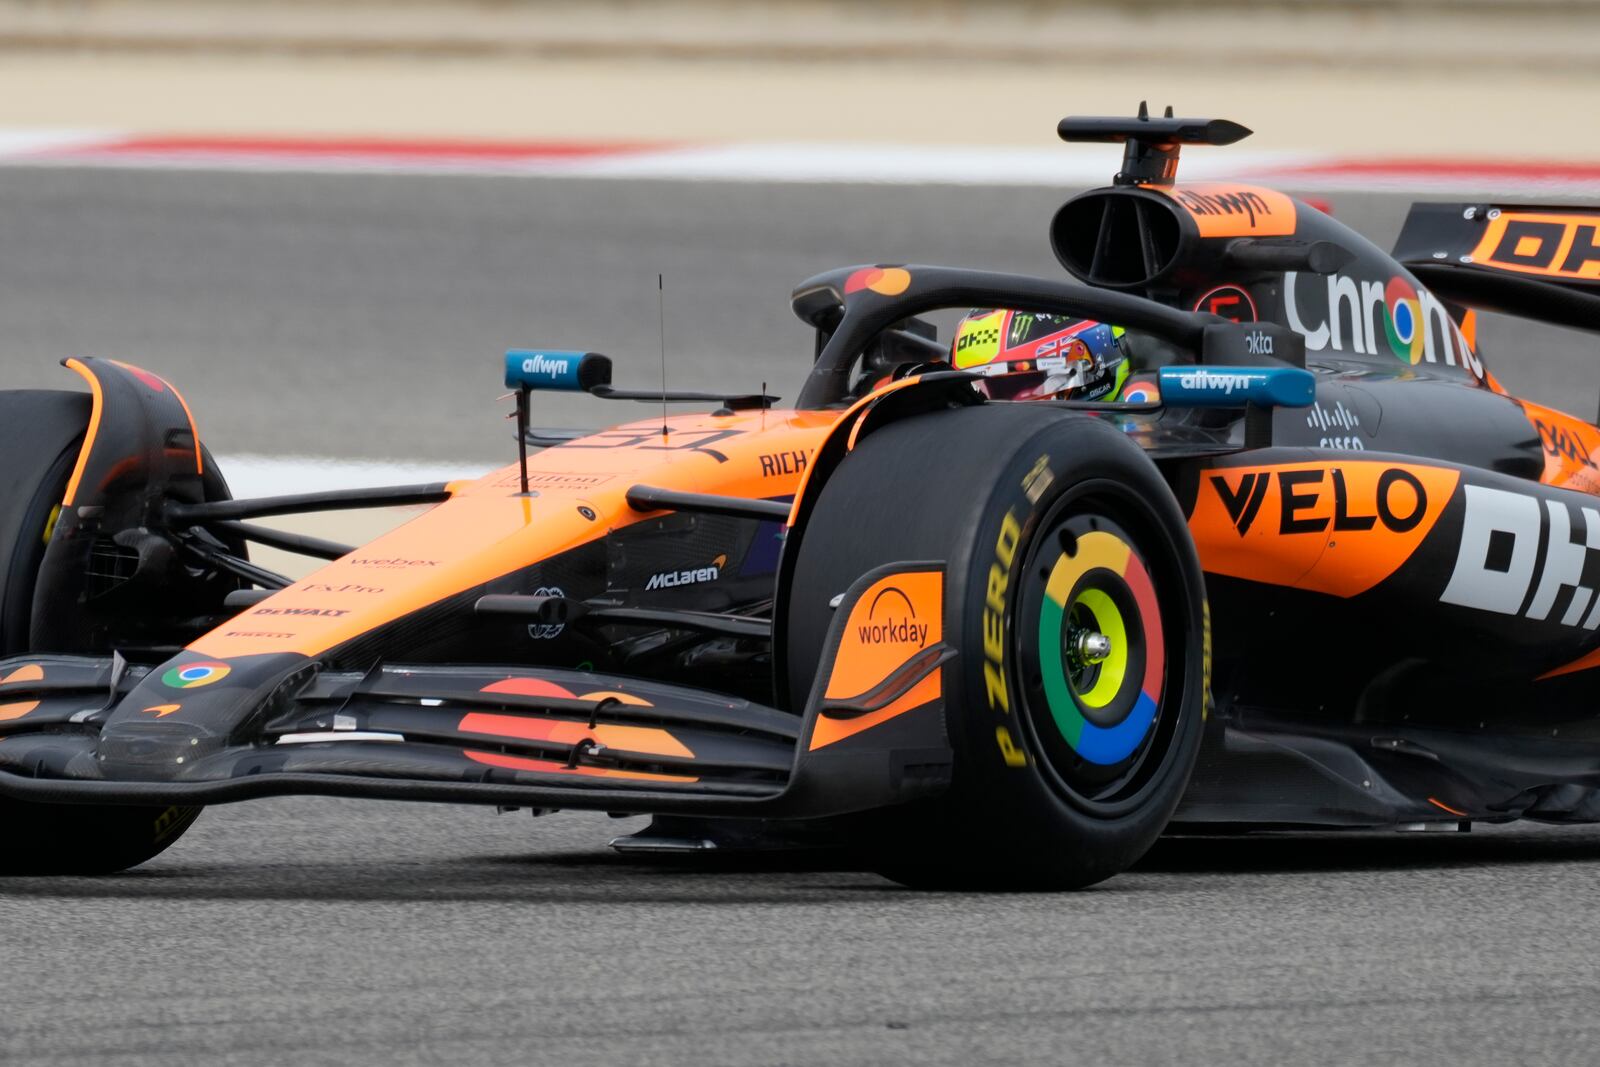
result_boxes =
[1518,398,1600,495]
[1469,210,1600,282]
[1152,183,1299,239]
[1189,460,1460,598]
[189,408,836,661]
[811,569,943,750]
[0,663,44,722]
[457,712,692,759]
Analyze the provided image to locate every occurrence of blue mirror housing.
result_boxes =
[1156,364,1315,409]
[504,350,613,391]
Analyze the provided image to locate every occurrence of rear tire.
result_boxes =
[0,389,203,874]
[787,404,1207,890]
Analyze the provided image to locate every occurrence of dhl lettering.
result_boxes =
[1471,211,1600,281]
[1443,485,1600,628]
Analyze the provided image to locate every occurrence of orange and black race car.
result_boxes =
[6,110,1600,889]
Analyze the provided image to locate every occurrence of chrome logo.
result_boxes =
[162,662,232,689]
[1383,277,1424,364]
[1121,381,1160,404]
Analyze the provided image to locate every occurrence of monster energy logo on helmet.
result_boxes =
[1009,313,1035,346]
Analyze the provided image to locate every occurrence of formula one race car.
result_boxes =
[6,109,1600,889]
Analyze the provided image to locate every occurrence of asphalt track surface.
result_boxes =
[2,169,1600,1066]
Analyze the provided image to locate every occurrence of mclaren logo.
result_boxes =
[645,554,727,591]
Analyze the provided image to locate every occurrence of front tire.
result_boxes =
[787,404,1207,889]
[0,389,203,874]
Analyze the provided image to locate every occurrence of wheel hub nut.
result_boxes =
[1076,631,1112,663]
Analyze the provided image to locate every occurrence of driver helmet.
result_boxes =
[951,309,1129,401]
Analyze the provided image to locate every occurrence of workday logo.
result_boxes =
[856,586,930,646]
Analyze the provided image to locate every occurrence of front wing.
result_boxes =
[0,562,954,820]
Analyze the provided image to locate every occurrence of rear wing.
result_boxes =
[1393,203,1600,334]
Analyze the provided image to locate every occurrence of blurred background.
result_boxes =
[2,0,1599,469]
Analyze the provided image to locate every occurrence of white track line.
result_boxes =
[216,454,497,500]
[4,131,1600,194]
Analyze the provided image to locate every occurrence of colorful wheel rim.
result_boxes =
[1036,529,1166,766]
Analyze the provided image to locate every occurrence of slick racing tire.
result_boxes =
[0,389,204,874]
[788,404,1207,890]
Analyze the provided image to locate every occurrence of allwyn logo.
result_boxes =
[858,586,929,646]
[1176,370,1258,395]
[1173,188,1274,227]
[521,353,572,379]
